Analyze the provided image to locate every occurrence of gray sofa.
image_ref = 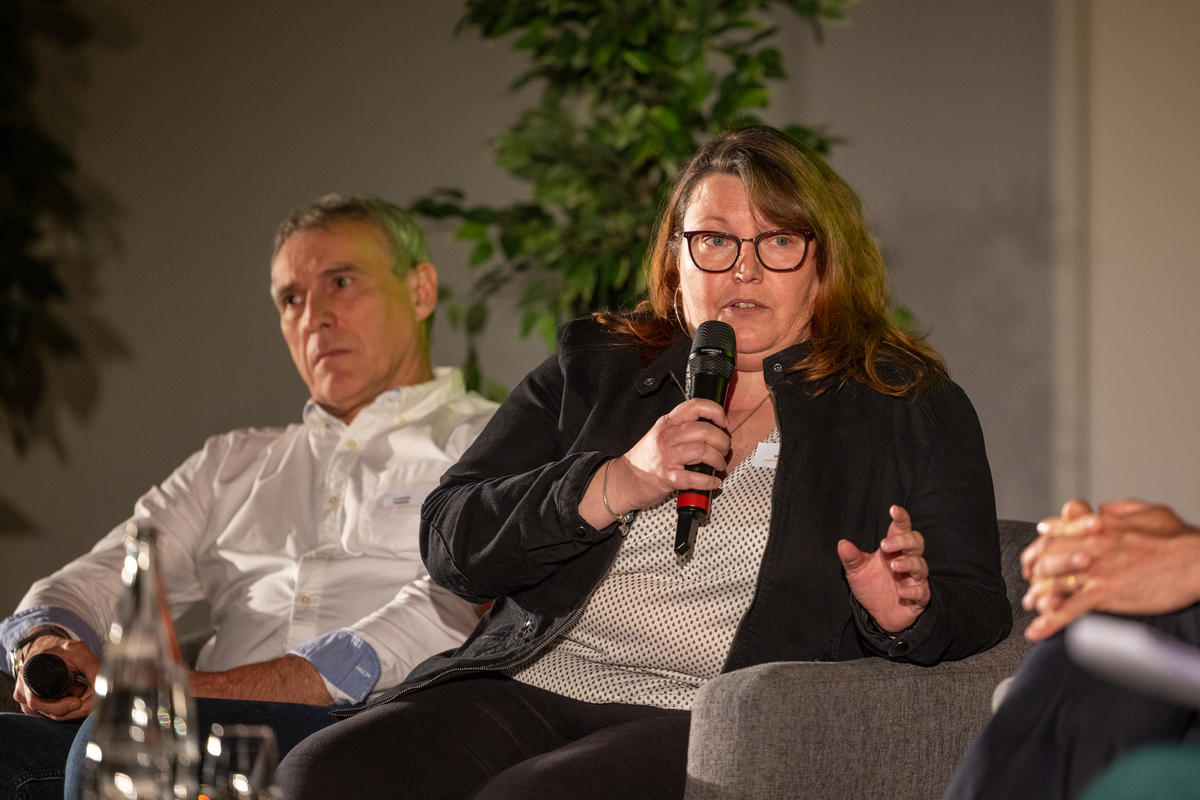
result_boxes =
[2,520,1037,800]
[684,519,1038,800]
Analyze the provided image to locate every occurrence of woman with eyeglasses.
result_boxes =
[279,125,1011,799]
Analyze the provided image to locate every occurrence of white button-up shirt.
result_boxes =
[2,368,497,703]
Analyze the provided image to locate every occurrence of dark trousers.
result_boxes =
[276,675,692,800]
[943,606,1200,800]
[0,713,82,800]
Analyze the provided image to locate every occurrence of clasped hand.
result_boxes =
[1022,498,1200,640]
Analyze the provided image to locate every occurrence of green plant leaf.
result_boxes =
[622,50,653,73]
[456,220,490,242]
[888,303,917,334]
[463,345,481,392]
[484,379,511,403]
[469,239,495,267]
[465,303,488,335]
[536,312,559,346]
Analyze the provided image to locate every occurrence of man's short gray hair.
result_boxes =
[273,194,431,277]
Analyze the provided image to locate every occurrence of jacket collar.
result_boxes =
[636,335,813,397]
[635,336,692,397]
[763,341,812,389]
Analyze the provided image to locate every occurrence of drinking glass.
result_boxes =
[199,724,280,800]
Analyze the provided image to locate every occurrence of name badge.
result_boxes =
[750,442,780,469]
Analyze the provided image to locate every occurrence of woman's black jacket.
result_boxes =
[368,317,1011,707]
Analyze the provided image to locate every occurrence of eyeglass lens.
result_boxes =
[687,231,808,272]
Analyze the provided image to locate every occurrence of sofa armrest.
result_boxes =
[685,630,1035,800]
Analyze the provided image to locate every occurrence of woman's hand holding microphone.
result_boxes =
[579,398,730,530]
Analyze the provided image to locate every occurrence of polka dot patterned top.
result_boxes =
[507,428,780,710]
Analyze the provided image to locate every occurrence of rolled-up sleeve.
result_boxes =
[291,629,381,705]
[1,606,101,676]
[337,573,481,698]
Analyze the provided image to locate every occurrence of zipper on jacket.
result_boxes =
[718,384,781,674]
[337,530,628,717]
[668,371,685,398]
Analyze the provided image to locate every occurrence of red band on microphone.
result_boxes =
[677,492,711,512]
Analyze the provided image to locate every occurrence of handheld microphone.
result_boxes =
[675,320,736,556]
[22,652,74,700]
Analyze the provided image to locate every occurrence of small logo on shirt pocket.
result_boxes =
[374,483,437,514]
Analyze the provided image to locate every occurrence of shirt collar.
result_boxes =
[302,367,467,432]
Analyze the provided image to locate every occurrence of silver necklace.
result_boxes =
[728,393,770,435]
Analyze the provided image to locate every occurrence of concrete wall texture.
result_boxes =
[7,0,1185,619]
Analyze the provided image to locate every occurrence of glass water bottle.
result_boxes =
[82,522,200,800]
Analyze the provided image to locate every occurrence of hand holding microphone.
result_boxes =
[581,321,734,553]
[584,324,733,538]
[12,634,98,718]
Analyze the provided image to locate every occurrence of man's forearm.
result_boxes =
[189,654,333,706]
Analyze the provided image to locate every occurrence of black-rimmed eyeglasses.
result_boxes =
[679,229,815,273]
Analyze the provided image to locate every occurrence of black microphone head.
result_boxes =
[22,652,72,700]
[688,320,736,382]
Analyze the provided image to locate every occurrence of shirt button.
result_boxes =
[773,363,783,372]
[300,596,312,605]
[328,496,339,506]
[890,639,909,656]
[346,439,357,451]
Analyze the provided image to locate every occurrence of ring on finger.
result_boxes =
[1064,573,1079,594]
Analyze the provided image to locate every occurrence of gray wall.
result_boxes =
[0,0,1053,617]
[1083,0,1200,520]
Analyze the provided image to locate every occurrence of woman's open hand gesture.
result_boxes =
[837,505,931,633]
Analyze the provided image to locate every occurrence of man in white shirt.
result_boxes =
[0,195,498,800]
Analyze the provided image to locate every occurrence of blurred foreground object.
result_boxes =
[82,523,199,800]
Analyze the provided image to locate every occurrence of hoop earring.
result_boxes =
[673,285,689,336]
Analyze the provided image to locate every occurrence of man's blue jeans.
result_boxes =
[1,699,340,800]
[0,713,82,800]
